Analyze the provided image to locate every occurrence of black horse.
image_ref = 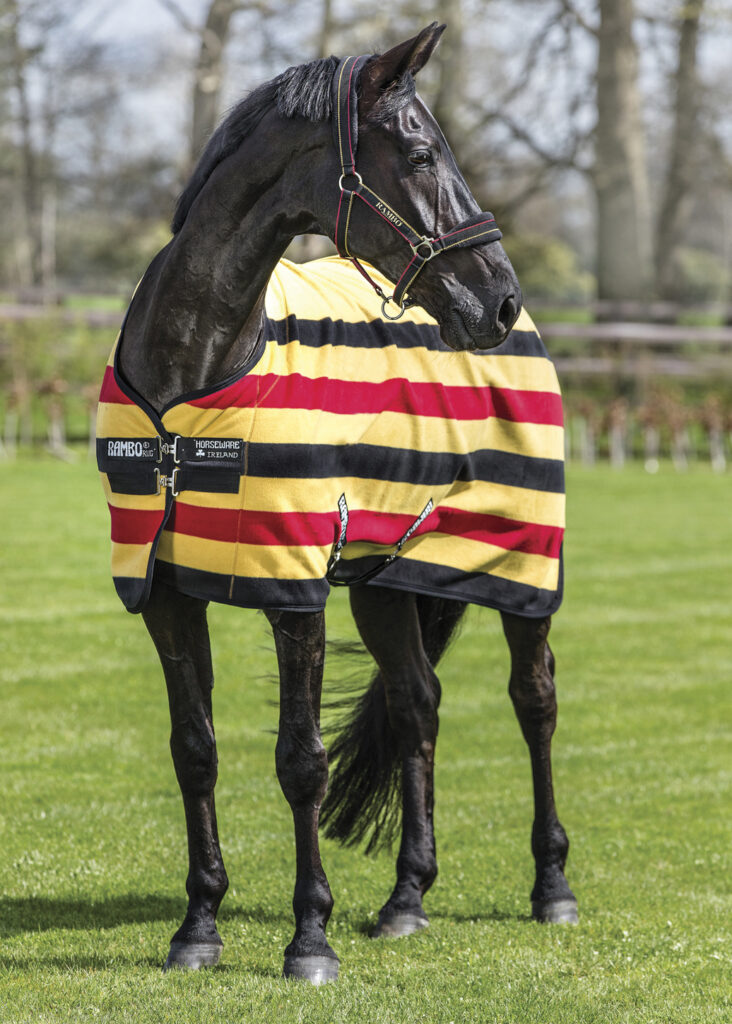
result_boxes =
[110,24,576,984]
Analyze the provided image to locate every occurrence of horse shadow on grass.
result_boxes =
[0,894,293,938]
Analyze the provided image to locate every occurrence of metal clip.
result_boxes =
[155,467,180,497]
[410,236,439,262]
[381,296,407,321]
[338,171,363,192]
[159,435,182,464]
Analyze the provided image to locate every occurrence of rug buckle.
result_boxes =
[155,467,180,498]
[158,435,182,464]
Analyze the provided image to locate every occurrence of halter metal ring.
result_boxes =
[338,171,363,192]
[381,296,406,321]
[411,237,439,261]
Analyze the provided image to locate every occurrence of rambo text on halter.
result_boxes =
[333,55,503,319]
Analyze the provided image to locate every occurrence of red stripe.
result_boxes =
[99,366,135,405]
[165,502,562,559]
[432,507,563,559]
[109,505,165,545]
[188,373,563,426]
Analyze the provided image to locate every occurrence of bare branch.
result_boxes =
[155,0,200,35]
[558,0,599,37]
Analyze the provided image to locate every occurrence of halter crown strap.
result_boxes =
[331,55,502,317]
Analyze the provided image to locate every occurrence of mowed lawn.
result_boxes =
[0,457,729,1024]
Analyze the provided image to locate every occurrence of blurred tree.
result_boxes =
[594,0,651,304]
[654,0,705,300]
[157,0,273,168]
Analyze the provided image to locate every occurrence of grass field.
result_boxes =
[0,457,730,1023]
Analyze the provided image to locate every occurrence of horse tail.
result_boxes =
[320,596,467,854]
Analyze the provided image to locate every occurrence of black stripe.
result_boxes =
[243,442,564,493]
[355,552,564,617]
[154,561,328,612]
[150,552,562,616]
[113,575,153,614]
[266,316,549,358]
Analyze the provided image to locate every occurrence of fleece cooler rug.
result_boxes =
[97,256,565,616]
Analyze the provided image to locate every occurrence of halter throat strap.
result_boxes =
[331,55,503,318]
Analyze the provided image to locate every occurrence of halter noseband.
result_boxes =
[332,55,503,320]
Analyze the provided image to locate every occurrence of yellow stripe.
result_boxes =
[157,531,331,580]
[97,400,160,439]
[111,540,154,579]
[266,258,436,325]
[441,480,565,528]
[254,339,560,392]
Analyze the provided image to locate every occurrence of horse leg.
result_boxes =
[265,608,338,984]
[501,612,578,924]
[142,579,229,969]
[349,587,448,939]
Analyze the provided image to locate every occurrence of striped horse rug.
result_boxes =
[97,256,565,616]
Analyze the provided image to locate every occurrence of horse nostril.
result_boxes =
[496,294,518,333]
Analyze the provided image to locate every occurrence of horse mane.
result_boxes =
[171,54,416,234]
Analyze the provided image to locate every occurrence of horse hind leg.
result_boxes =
[345,588,465,939]
[142,580,229,969]
[501,611,578,924]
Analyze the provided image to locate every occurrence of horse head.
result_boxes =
[313,23,522,351]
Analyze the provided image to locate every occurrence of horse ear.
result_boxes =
[360,23,445,108]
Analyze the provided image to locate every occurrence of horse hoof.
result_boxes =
[163,941,223,971]
[532,898,579,925]
[370,912,429,939]
[283,954,339,985]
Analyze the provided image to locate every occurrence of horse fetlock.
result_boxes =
[172,909,224,947]
[531,819,569,865]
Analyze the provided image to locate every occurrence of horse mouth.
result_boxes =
[439,309,508,352]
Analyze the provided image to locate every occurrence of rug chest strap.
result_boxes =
[98,434,245,496]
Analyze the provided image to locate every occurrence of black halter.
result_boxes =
[331,55,503,320]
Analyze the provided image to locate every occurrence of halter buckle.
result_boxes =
[338,171,363,192]
[410,237,439,262]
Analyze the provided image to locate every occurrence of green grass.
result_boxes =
[0,457,730,1023]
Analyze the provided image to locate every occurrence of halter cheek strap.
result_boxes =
[331,55,503,319]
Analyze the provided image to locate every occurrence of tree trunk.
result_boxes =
[8,0,42,287]
[594,0,651,305]
[190,0,241,164]
[316,0,335,58]
[654,0,705,300]
[431,0,465,157]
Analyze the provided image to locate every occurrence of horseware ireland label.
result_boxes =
[177,437,245,466]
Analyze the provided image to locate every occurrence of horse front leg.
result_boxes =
[265,608,338,984]
[501,612,578,924]
[142,580,229,969]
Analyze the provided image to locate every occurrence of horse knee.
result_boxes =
[170,712,218,795]
[276,732,328,809]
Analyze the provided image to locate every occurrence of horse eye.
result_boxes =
[408,150,433,167]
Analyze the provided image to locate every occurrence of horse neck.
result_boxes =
[118,115,326,411]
